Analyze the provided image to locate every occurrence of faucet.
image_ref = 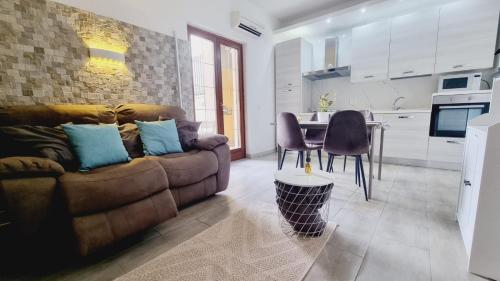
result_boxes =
[392,96,406,110]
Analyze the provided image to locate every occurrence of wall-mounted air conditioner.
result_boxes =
[231,11,263,37]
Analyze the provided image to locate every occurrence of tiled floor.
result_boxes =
[2,153,487,281]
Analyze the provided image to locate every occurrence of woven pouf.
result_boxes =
[274,169,334,238]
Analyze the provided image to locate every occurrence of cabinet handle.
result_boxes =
[453,64,464,69]
[464,180,471,187]
[287,83,292,86]
[446,140,461,144]
[287,89,292,92]
[403,70,414,75]
[364,75,374,79]
[397,115,413,119]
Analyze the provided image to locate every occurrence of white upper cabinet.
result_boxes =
[435,0,500,74]
[351,20,391,83]
[389,8,440,78]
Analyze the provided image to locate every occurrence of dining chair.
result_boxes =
[343,110,374,172]
[323,110,369,201]
[277,112,323,170]
[304,112,326,166]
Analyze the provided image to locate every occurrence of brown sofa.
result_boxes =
[0,104,230,256]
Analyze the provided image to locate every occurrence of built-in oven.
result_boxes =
[430,92,491,138]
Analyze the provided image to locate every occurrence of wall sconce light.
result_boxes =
[88,48,125,63]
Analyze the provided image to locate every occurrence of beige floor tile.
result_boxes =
[356,237,431,281]
[304,242,363,281]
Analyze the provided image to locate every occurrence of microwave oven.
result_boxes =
[438,73,482,92]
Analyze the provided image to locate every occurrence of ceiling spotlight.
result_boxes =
[361,7,367,14]
[326,18,332,24]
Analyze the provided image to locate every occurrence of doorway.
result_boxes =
[188,26,246,160]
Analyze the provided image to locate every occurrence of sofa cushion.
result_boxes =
[72,189,178,256]
[118,123,144,158]
[0,157,65,178]
[0,125,77,169]
[147,150,218,187]
[0,105,116,127]
[59,158,168,216]
[115,104,187,125]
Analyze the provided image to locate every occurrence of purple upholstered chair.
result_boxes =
[277,112,323,170]
[343,110,374,172]
[324,110,369,201]
[304,112,326,145]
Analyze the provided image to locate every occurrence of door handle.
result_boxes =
[446,140,462,144]
[464,180,471,187]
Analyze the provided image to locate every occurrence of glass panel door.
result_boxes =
[220,44,242,151]
[188,27,246,160]
[189,34,217,135]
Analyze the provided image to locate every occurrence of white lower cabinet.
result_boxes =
[427,137,464,164]
[373,112,430,161]
[457,124,500,280]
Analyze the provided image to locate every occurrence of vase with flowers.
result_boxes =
[317,93,335,122]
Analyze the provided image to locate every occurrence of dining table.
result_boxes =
[276,120,386,200]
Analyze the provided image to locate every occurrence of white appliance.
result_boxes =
[438,72,482,92]
[231,12,263,37]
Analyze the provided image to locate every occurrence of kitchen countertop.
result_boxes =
[371,109,431,114]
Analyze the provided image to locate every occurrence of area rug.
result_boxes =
[114,204,337,281]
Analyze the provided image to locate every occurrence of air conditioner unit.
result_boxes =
[231,11,263,37]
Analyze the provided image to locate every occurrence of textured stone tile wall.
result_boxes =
[0,0,194,117]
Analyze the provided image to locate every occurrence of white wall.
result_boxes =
[52,0,277,156]
[310,75,439,111]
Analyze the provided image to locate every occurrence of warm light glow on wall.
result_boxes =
[84,39,128,54]
[86,56,128,74]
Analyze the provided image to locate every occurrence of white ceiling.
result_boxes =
[273,0,461,43]
[248,0,353,27]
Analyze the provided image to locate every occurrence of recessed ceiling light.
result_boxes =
[361,7,367,13]
[326,18,332,24]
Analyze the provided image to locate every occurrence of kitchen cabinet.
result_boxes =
[275,38,312,116]
[373,111,430,161]
[351,20,391,83]
[457,123,500,280]
[389,8,439,78]
[427,137,464,167]
[435,0,500,73]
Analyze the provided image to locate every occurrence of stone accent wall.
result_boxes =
[0,0,194,117]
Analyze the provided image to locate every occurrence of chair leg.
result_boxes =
[358,155,368,201]
[357,158,361,187]
[367,151,371,162]
[329,154,335,173]
[326,154,332,173]
[317,150,323,170]
[300,151,305,168]
[355,156,359,185]
[295,151,300,168]
[279,149,287,170]
[343,155,347,172]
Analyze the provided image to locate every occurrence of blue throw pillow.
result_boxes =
[135,120,183,156]
[62,124,130,171]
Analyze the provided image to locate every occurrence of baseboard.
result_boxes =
[246,149,276,159]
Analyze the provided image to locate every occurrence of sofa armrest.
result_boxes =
[0,157,65,179]
[195,134,229,151]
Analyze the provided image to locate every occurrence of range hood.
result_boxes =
[303,37,350,81]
